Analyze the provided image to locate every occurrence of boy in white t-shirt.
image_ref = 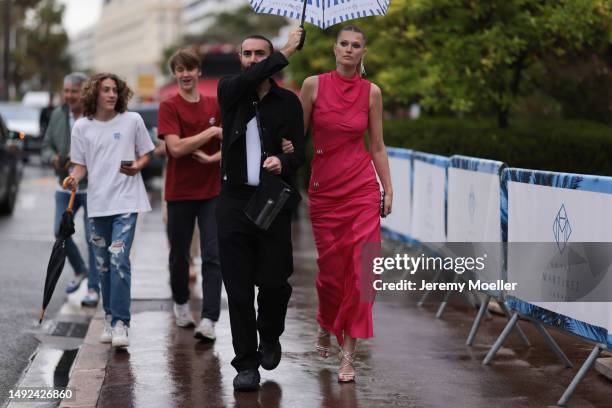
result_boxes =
[65,73,155,349]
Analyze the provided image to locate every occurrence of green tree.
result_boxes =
[1,0,42,98]
[289,0,611,128]
[18,0,71,96]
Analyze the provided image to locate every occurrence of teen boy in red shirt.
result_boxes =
[157,48,223,341]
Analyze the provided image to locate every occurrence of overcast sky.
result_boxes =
[58,0,103,38]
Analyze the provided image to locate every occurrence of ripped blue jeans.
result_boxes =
[89,213,138,327]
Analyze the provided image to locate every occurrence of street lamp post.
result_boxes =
[2,0,11,101]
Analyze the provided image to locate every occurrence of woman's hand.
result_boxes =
[281,138,294,154]
[383,190,393,217]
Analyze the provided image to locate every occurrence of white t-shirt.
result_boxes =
[245,117,261,186]
[71,112,155,217]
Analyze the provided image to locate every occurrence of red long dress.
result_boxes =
[308,70,381,345]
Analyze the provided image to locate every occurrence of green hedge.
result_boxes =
[383,118,612,176]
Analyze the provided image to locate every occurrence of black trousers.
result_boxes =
[167,198,222,321]
[216,186,293,372]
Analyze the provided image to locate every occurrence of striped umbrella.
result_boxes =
[249,0,390,47]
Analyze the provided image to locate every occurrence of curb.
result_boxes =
[59,310,109,408]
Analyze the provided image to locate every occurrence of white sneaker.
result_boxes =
[111,321,129,348]
[194,318,216,341]
[100,315,112,344]
[173,302,195,327]
[81,290,99,308]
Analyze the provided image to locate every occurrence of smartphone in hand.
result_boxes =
[120,160,134,168]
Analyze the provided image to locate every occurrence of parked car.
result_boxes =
[0,112,24,215]
[22,91,58,109]
[130,104,164,182]
[0,102,42,152]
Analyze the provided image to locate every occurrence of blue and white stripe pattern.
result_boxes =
[413,151,449,169]
[387,146,412,160]
[506,298,611,349]
[249,0,390,29]
[450,155,505,176]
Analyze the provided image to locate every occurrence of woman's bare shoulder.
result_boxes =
[302,75,319,89]
[369,82,382,97]
[301,76,319,102]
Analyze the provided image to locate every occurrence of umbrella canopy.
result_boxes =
[249,0,390,30]
[39,189,76,324]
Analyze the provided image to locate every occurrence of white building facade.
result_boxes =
[68,26,96,72]
[93,0,182,101]
[67,0,288,101]
[181,0,243,38]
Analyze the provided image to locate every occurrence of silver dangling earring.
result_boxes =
[360,57,366,76]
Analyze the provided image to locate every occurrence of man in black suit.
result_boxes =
[216,28,305,391]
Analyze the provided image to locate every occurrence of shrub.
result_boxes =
[383,118,612,176]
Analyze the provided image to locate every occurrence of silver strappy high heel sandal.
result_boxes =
[315,327,331,358]
[338,349,356,383]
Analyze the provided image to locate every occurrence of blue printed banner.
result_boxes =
[503,168,612,349]
[411,152,449,244]
[448,155,506,297]
[381,148,413,243]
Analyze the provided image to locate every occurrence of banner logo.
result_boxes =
[553,204,572,254]
[468,186,476,222]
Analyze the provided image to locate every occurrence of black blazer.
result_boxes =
[217,52,305,208]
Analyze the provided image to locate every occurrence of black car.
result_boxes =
[0,113,24,215]
[0,102,42,153]
[130,104,164,181]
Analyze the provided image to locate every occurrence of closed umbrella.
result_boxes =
[249,0,390,47]
[39,187,76,324]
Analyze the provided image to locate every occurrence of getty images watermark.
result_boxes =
[371,252,518,292]
[363,241,612,302]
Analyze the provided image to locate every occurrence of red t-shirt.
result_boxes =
[157,94,221,201]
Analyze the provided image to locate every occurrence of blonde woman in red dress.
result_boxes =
[299,25,393,383]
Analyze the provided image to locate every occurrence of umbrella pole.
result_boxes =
[297,0,307,50]
[39,309,45,325]
[67,188,76,214]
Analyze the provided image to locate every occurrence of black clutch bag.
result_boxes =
[245,170,293,230]
[243,99,294,230]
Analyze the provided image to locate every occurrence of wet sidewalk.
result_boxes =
[60,203,612,408]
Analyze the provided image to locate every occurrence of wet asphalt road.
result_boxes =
[0,162,84,404]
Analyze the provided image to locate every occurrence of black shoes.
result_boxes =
[259,340,282,370]
[232,340,281,391]
[233,368,261,391]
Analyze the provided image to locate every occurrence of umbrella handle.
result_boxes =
[297,0,307,50]
[67,189,76,214]
[61,176,77,214]
[297,24,306,50]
